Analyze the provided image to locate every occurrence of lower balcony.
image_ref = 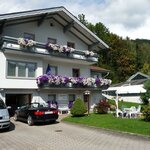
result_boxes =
[36,74,112,90]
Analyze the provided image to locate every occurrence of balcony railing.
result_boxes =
[0,36,98,62]
[36,74,111,89]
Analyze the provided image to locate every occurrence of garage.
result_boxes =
[5,94,31,116]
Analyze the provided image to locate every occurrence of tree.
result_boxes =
[140,63,150,76]
[141,79,150,104]
[77,13,150,83]
[78,14,88,26]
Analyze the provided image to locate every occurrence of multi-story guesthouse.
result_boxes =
[0,7,111,114]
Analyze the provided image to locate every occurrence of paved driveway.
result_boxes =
[0,116,150,150]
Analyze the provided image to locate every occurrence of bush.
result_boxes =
[93,99,110,114]
[141,92,150,104]
[70,98,87,117]
[143,105,150,121]
[141,79,150,104]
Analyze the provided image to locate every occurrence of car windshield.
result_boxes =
[0,100,6,109]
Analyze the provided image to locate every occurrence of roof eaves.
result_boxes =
[62,8,109,49]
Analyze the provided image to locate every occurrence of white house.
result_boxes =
[0,7,111,115]
[102,72,150,103]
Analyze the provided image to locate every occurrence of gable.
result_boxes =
[131,74,148,80]
[0,7,109,50]
[127,72,150,82]
[2,19,88,50]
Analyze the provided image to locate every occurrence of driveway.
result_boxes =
[0,115,150,150]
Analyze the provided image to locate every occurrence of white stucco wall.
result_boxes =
[2,19,88,50]
[0,52,43,89]
[43,61,90,77]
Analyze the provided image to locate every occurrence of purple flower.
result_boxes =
[95,78,100,86]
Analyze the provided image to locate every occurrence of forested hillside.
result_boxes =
[78,14,150,83]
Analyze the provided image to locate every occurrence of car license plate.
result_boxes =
[45,111,53,114]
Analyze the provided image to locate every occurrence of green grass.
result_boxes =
[63,113,150,137]
[108,99,146,109]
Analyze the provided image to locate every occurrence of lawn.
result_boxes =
[108,99,144,108]
[63,113,150,137]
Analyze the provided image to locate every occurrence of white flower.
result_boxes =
[18,38,36,47]
[84,50,95,57]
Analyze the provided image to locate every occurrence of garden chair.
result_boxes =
[127,105,141,118]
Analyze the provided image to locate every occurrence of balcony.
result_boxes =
[0,36,98,63]
[36,74,111,90]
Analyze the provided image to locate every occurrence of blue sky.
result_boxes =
[0,0,150,40]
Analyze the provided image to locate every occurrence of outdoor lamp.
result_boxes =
[84,90,91,115]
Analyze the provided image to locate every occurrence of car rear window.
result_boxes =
[0,100,6,109]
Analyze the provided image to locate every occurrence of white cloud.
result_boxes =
[0,0,150,39]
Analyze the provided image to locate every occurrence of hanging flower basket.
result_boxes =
[45,42,75,55]
[84,50,95,57]
[36,74,112,88]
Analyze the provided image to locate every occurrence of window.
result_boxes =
[48,94,56,102]
[7,61,16,76]
[18,62,26,77]
[48,38,57,44]
[69,94,75,102]
[67,42,75,48]
[50,66,57,75]
[68,94,75,109]
[24,33,35,40]
[7,60,36,78]
[91,71,102,78]
[72,68,80,77]
[28,63,36,77]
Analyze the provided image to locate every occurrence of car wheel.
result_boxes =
[14,113,18,121]
[27,116,33,126]
[50,120,56,124]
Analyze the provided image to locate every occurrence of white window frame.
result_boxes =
[7,60,37,79]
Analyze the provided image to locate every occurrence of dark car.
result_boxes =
[13,103,59,126]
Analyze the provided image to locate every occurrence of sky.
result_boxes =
[0,0,150,40]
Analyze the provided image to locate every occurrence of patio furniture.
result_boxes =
[128,105,142,118]
[123,105,141,118]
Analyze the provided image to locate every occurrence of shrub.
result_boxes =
[70,98,87,117]
[93,99,110,114]
[143,105,150,121]
[141,79,150,104]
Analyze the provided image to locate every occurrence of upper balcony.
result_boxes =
[0,36,98,64]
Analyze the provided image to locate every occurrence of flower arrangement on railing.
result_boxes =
[84,50,95,57]
[45,42,75,55]
[18,38,36,47]
[36,74,112,88]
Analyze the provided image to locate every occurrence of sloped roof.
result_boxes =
[111,79,148,87]
[103,85,146,94]
[90,66,109,73]
[0,6,109,50]
[127,72,150,82]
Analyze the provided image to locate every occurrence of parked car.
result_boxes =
[0,99,10,130]
[13,103,59,126]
